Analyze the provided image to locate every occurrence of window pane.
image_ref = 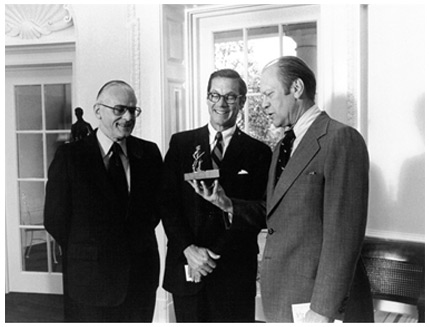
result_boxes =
[21,229,48,272]
[46,133,69,168]
[283,22,317,73]
[15,85,42,131]
[19,181,45,226]
[17,133,44,178]
[45,84,72,130]
[247,26,282,93]
[214,29,245,75]
[212,22,316,151]
[247,95,283,150]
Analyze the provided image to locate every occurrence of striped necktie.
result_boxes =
[275,129,295,185]
[212,132,223,169]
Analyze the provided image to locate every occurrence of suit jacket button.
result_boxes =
[268,228,275,235]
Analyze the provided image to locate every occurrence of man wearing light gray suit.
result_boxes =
[190,56,374,322]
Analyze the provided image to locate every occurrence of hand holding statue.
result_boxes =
[188,179,233,213]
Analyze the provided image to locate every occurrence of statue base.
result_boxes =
[184,169,220,181]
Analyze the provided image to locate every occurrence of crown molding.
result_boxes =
[5,42,76,68]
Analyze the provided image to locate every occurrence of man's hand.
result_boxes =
[188,179,233,213]
[303,309,333,323]
[187,266,202,283]
[184,244,221,279]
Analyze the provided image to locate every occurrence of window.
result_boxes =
[213,24,316,148]
[188,5,319,149]
[16,83,71,272]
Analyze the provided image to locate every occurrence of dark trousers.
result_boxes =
[173,285,255,322]
[63,251,158,322]
[65,289,156,322]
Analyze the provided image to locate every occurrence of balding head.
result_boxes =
[96,80,136,103]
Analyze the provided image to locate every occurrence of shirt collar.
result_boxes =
[290,104,322,140]
[208,123,236,148]
[96,129,128,158]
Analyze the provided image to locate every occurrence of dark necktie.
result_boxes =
[212,132,223,169]
[275,129,296,184]
[108,142,128,203]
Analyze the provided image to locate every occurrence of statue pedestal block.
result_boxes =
[184,169,220,181]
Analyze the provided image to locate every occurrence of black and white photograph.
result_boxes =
[4,3,425,323]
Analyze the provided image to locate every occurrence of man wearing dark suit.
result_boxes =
[71,107,93,142]
[44,80,162,322]
[161,69,271,322]
[191,57,374,322]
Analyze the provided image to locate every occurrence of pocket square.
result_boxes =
[308,171,317,175]
[238,169,249,175]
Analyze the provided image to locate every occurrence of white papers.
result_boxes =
[292,302,311,323]
[292,303,342,323]
[184,265,193,282]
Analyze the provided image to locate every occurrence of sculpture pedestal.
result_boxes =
[184,169,220,181]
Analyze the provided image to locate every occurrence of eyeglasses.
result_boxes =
[98,103,142,117]
[207,93,242,105]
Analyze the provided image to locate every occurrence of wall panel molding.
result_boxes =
[167,18,184,63]
[319,5,368,139]
[127,5,142,136]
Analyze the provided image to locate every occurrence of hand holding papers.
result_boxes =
[292,303,341,323]
[183,245,220,283]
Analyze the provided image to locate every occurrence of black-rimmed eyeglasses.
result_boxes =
[207,93,242,105]
[98,103,142,117]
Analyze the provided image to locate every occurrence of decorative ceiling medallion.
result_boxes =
[5,4,73,39]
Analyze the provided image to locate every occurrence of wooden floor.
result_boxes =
[5,292,64,322]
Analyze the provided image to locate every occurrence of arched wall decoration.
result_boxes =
[5,4,73,39]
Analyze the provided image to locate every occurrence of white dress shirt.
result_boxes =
[208,123,236,155]
[290,105,322,157]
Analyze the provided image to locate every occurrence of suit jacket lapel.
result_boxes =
[267,112,330,217]
[222,128,244,170]
[266,141,280,201]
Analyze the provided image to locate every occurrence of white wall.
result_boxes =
[70,4,165,150]
[366,5,425,241]
[71,5,132,130]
